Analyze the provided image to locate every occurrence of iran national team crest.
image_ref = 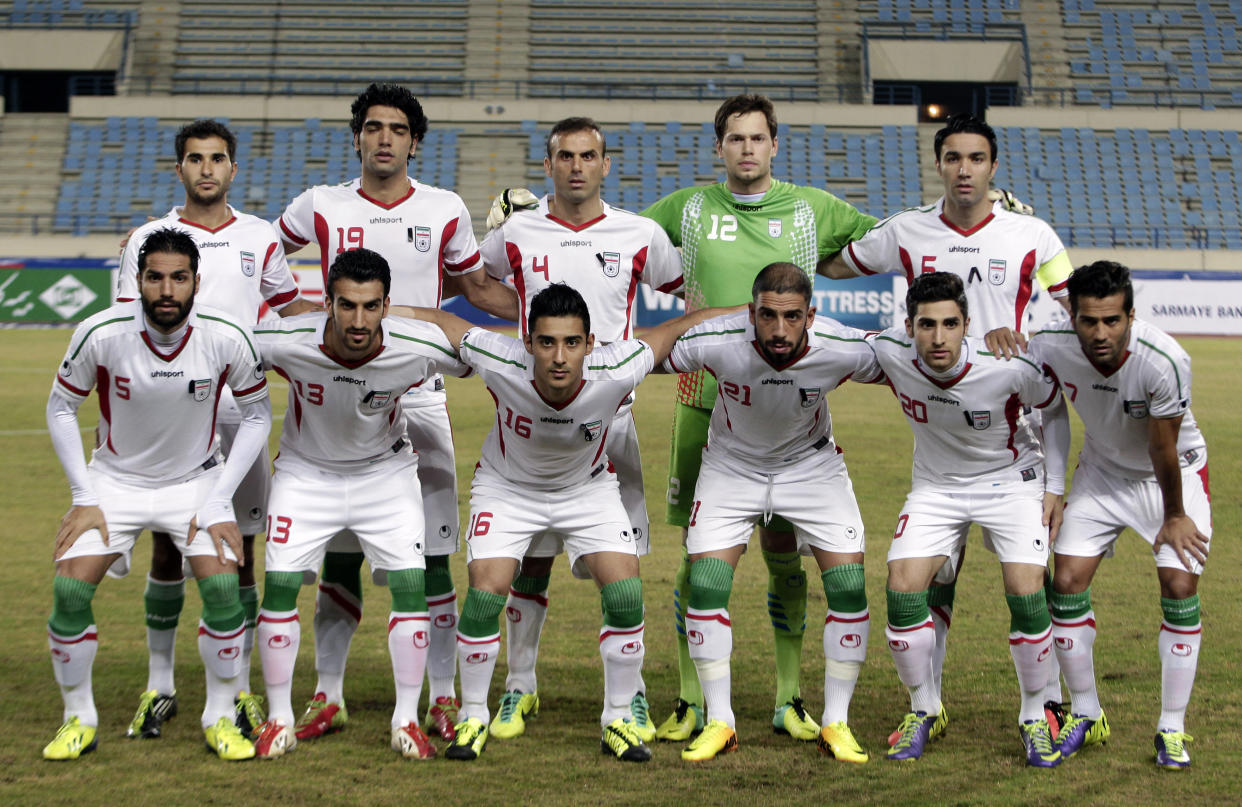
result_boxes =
[768,218,782,238]
[600,251,620,278]
[1124,400,1149,419]
[414,226,432,252]
[581,420,603,441]
[190,379,212,402]
[988,258,1006,285]
[365,390,392,409]
[964,410,991,430]
[799,387,821,408]
[240,250,256,277]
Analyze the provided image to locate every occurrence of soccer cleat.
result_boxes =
[294,692,347,740]
[1057,711,1110,759]
[204,715,256,761]
[1020,718,1062,768]
[254,720,296,760]
[630,692,656,743]
[445,717,488,761]
[655,698,704,742]
[42,717,97,760]
[425,696,460,742]
[234,690,267,739]
[392,722,437,760]
[681,719,738,762]
[126,689,178,739]
[889,704,947,746]
[817,721,869,764]
[488,690,538,739]
[887,711,937,761]
[1043,699,1068,741]
[601,718,652,762]
[772,696,819,741]
[1154,730,1193,770]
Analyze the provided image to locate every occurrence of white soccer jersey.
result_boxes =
[841,198,1072,333]
[51,300,268,486]
[461,328,655,489]
[869,326,1058,490]
[117,205,300,320]
[665,311,881,470]
[1028,316,1206,481]
[254,313,468,475]
[481,196,684,340]
[277,177,482,306]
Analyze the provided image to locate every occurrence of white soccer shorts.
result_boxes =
[57,465,236,577]
[685,446,865,556]
[1055,455,1212,575]
[265,462,426,582]
[887,485,1050,567]
[467,469,637,579]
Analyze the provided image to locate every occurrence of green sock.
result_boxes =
[763,549,806,705]
[927,580,956,610]
[688,556,734,611]
[143,577,184,632]
[321,551,364,600]
[1048,588,1092,620]
[886,588,930,629]
[458,588,506,638]
[511,572,550,596]
[1005,591,1051,635]
[673,549,703,706]
[261,571,303,612]
[1161,594,1201,627]
[424,554,454,598]
[822,563,867,613]
[600,577,644,628]
[387,568,427,613]
[238,584,259,630]
[197,574,244,632]
[49,576,97,636]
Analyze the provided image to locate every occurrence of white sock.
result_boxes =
[257,609,300,726]
[887,620,939,715]
[1158,621,1201,733]
[1009,627,1054,723]
[686,607,734,728]
[1053,612,1101,718]
[457,632,500,725]
[929,604,951,703]
[822,609,868,725]
[504,587,548,694]
[599,622,644,726]
[50,626,98,726]
[389,612,430,728]
[426,591,459,702]
[313,582,360,703]
[197,619,244,728]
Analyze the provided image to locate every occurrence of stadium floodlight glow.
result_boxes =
[926,104,942,118]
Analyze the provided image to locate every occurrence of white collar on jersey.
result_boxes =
[914,337,971,380]
[730,190,766,203]
[142,310,191,348]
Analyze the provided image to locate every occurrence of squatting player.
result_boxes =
[117,119,315,740]
[1028,261,1211,769]
[277,83,518,743]
[43,228,272,761]
[249,248,469,760]
[478,116,683,742]
[667,263,882,764]
[870,272,1064,767]
[407,284,734,763]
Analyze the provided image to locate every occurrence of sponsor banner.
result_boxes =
[0,259,115,324]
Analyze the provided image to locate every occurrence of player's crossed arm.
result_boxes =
[391,305,474,352]
[641,304,747,369]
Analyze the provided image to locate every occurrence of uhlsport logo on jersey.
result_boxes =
[365,390,392,409]
[964,410,991,430]
[190,379,212,402]
[840,634,862,649]
[600,251,620,278]
[413,630,429,649]
[268,634,291,649]
[1124,400,1149,418]
[621,640,642,655]
[581,420,602,441]
[989,258,1006,285]
[414,226,432,252]
[240,251,256,277]
[799,387,821,408]
[768,218,782,238]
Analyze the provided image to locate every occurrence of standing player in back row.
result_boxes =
[277,84,518,743]
[477,116,683,742]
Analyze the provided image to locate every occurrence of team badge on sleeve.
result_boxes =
[799,387,821,408]
[240,251,256,277]
[1123,400,1148,419]
[581,420,603,441]
[964,410,991,430]
[600,251,620,278]
[190,379,212,402]
[768,218,782,238]
[414,226,431,252]
[988,258,1006,285]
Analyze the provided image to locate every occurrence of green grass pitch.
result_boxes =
[2,328,1238,805]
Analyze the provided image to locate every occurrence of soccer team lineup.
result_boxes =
[41,82,1213,772]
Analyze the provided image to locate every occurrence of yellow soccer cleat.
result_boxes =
[43,717,97,761]
[488,690,538,739]
[681,719,738,762]
[817,721,869,763]
[655,698,704,742]
[204,715,256,761]
[773,697,819,741]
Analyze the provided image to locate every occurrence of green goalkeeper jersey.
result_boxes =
[642,179,875,409]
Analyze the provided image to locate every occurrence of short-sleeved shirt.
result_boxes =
[52,301,268,486]
[665,311,880,470]
[254,313,468,476]
[117,205,300,320]
[642,179,875,408]
[481,196,684,341]
[841,197,1072,334]
[460,328,655,490]
[869,326,1058,491]
[1028,316,1206,481]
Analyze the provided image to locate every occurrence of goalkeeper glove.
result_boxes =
[486,187,539,230]
[988,187,1034,215]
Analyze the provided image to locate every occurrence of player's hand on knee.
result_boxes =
[188,517,245,566]
[1042,492,1064,544]
[988,187,1034,215]
[1154,514,1209,571]
[486,188,538,230]
[54,505,108,560]
[984,326,1026,359]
